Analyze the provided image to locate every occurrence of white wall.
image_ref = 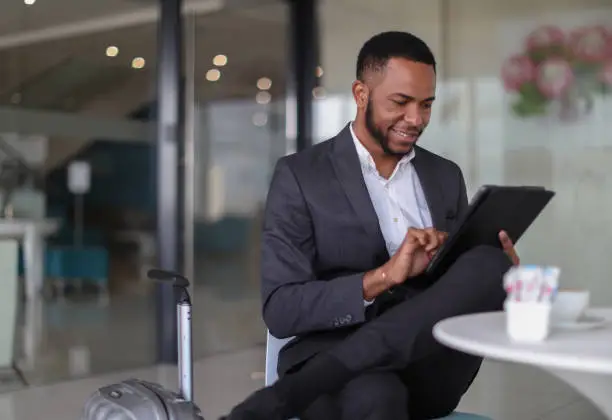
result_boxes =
[318,0,612,304]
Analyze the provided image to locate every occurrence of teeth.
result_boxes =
[393,129,410,137]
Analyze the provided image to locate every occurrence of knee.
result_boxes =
[340,374,407,419]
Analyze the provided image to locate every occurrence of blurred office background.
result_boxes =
[0,0,610,418]
[0,0,292,389]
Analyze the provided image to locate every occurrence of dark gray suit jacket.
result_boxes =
[261,124,469,375]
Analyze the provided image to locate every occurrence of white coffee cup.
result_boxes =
[551,289,590,323]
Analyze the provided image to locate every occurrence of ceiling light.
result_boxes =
[257,77,272,90]
[316,66,324,77]
[252,112,268,127]
[256,91,271,104]
[206,69,221,82]
[312,86,327,99]
[106,46,119,57]
[24,0,36,5]
[213,54,227,66]
[132,57,146,69]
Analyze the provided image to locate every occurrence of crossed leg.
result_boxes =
[222,245,511,420]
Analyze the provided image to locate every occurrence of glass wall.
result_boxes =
[316,0,612,305]
[188,2,289,358]
[0,1,162,388]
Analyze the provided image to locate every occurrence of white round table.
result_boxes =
[433,308,612,418]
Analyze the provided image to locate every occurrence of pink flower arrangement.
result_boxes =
[525,25,566,50]
[501,24,612,120]
[501,54,536,91]
[569,25,612,62]
[536,58,574,98]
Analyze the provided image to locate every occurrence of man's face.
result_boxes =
[357,58,436,156]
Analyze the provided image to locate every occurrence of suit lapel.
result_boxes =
[412,147,446,230]
[329,124,387,253]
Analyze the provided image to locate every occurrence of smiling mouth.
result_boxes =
[391,128,419,139]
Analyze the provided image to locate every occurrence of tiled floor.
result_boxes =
[0,347,605,420]
[11,252,265,388]
[0,347,266,420]
[460,361,605,420]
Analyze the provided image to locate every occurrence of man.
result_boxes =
[222,31,519,420]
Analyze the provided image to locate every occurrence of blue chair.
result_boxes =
[265,331,492,420]
[45,245,109,298]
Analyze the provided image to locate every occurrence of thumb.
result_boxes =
[499,230,520,265]
[499,230,512,248]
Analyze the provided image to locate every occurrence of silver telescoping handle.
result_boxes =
[177,299,193,402]
[146,269,194,402]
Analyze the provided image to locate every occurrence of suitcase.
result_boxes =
[81,269,204,420]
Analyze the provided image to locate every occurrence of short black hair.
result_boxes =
[356,31,436,81]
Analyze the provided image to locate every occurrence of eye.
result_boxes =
[422,102,433,109]
[391,99,407,106]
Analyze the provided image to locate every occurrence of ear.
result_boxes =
[352,80,369,110]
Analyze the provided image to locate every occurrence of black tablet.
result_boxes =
[425,185,555,278]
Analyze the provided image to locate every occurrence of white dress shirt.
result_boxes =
[349,123,433,305]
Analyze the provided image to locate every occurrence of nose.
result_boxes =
[403,103,424,127]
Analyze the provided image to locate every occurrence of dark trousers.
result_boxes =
[299,245,511,420]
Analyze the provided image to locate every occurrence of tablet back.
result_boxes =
[425,185,555,278]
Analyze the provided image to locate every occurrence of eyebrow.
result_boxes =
[390,93,436,102]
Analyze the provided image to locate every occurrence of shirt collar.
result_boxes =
[349,122,415,171]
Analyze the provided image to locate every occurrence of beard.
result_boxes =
[364,98,422,157]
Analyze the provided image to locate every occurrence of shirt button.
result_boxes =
[393,218,398,223]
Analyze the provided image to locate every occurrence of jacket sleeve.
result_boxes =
[260,158,367,339]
